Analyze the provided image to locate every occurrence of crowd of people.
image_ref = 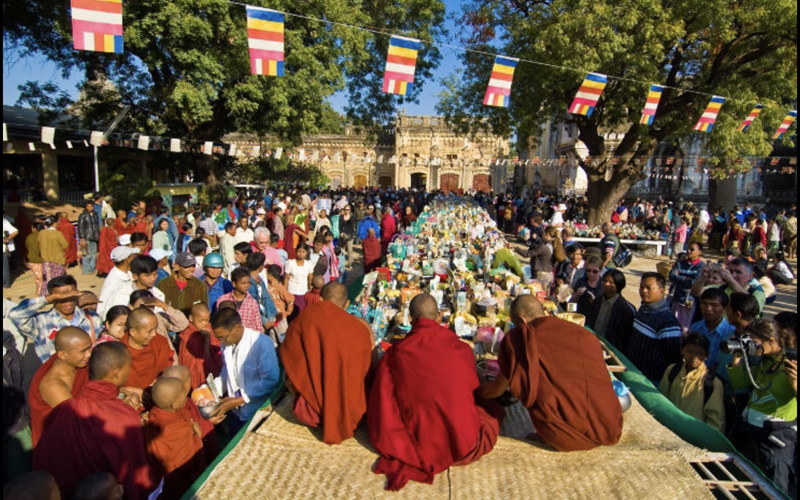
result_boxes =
[1,186,796,499]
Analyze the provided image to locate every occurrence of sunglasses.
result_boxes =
[586,269,601,274]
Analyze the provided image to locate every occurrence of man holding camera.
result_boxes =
[691,257,767,317]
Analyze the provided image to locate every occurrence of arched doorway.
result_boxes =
[378,176,393,188]
[353,175,367,189]
[440,173,459,193]
[410,173,427,190]
[473,174,491,193]
[330,176,343,190]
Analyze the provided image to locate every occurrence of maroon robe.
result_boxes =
[28,356,89,448]
[362,235,381,273]
[34,380,155,499]
[58,217,78,265]
[97,226,118,275]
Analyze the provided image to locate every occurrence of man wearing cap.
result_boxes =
[200,253,233,315]
[157,251,209,316]
[97,246,140,320]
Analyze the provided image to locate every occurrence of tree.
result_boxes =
[437,0,797,225]
[4,0,445,171]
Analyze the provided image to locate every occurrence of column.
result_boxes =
[42,150,59,202]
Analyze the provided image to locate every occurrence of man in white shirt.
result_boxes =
[97,246,140,319]
[549,204,567,228]
[209,308,280,434]
[3,213,19,289]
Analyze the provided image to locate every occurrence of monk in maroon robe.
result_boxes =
[362,228,381,273]
[177,304,222,390]
[34,341,155,499]
[96,224,118,275]
[163,365,220,460]
[369,293,503,490]
[28,327,91,447]
[282,284,373,444]
[57,214,78,266]
[379,209,397,256]
[477,295,623,452]
[122,307,174,390]
[144,377,206,499]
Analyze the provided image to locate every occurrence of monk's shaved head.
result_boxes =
[409,293,439,322]
[321,282,347,308]
[510,295,544,324]
[3,471,60,500]
[53,326,91,351]
[126,306,157,331]
[311,274,325,290]
[89,341,131,381]
[73,472,122,500]
[151,377,185,410]
[190,302,209,317]
[162,364,190,383]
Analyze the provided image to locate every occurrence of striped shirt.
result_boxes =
[624,299,683,381]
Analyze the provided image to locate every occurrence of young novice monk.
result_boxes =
[162,365,220,460]
[659,332,726,432]
[144,376,206,499]
[303,274,325,308]
[121,306,175,389]
[178,303,223,389]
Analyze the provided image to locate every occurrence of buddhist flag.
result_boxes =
[246,6,285,76]
[772,110,797,139]
[640,84,663,125]
[737,104,763,132]
[568,73,608,117]
[70,0,123,53]
[382,36,421,96]
[693,96,725,132]
[483,56,519,108]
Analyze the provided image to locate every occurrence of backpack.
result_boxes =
[612,241,633,268]
[667,363,737,434]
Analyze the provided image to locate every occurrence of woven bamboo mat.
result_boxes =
[192,392,715,500]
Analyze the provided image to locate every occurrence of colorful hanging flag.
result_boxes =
[246,6,285,76]
[772,110,797,139]
[71,0,124,53]
[483,56,519,108]
[640,84,663,125]
[693,96,726,132]
[737,104,763,132]
[382,36,421,96]
[568,73,608,117]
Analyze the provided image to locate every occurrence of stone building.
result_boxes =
[226,113,512,193]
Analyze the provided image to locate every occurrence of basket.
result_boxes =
[556,312,586,327]
[656,261,672,279]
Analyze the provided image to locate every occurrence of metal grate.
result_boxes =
[690,454,785,500]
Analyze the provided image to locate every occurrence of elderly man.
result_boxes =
[252,226,283,272]
[209,308,280,434]
[370,293,504,490]
[477,295,622,452]
[599,222,622,269]
[10,275,103,362]
[97,246,140,319]
[35,342,155,499]
[691,257,767,316]
[282,283,373,444]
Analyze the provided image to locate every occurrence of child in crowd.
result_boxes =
[178,303,222,390]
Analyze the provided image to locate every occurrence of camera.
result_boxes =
[720,336,760,357]
[786,347,797,362]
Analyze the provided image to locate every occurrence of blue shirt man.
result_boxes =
[690,288,737,381]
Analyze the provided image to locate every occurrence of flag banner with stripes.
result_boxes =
[568,73,608,117]
[640,84,663,125]
[772,110,797,139]
[247,6,285,76]
[693,96,726,132]
[483,56,518,108]
[71,0,123,53]
[737,104,763,132]
[382,36,421,95]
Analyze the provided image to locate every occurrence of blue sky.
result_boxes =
[3,0,465,117]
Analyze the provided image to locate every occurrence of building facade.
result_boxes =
[226,113,513,193]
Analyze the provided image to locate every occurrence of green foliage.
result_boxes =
[4,0,446,147]
[229,157,331,187]
[440,0,797,222]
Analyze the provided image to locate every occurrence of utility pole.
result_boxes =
[93,105,131,192]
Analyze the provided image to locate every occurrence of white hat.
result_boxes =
[149,248,171,262]
[110,246,140,262]
[556,204,568,212]
[277,202,287,212]
[256,207,267,215]
[118,234,131,246]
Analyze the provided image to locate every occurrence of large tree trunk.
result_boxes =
[585,171,638,227]
[708,177,738,213]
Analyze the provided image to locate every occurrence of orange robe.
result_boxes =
[499,316,623,451]
[282,300,373,444]
[144,406,205,500]
[122,333,174,390]
[368,318,502,490]
[362,235,381,273]
[28,355,89,447]
[33,380,155,500]
[303,288,321,308]
[97,226,117,275]
[178,324,223,390]
[181,399,220,461]
[57,217,78,265]
[114,217,129,235]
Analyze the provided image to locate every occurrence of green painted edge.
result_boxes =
[179,379,285,500]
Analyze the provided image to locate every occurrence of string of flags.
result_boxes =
[61,1,797,139]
